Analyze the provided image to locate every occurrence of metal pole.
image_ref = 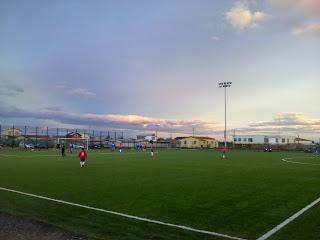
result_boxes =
[24,126,27,146]
[56,128,59,148]
[12,124,15,147]
[93,130,95,146]
[46,127,49,148]
[36,127,38,148]
[224,86,227,151]
[219,82,232,158]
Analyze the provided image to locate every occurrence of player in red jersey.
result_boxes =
[150,142,155,157]
[78,148,88,167]
[221,146,227,159]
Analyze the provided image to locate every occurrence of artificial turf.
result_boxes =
[0,149,319,239]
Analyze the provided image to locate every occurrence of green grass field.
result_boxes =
[0,149,319,240]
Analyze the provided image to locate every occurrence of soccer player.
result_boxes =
[78,147,87,168]
[61,144,66,157]
[150,142,155,157]
[119,142,122,153]
[221,146,227,159]
[69,143,73,153]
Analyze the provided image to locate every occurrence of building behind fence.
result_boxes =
[1,124,316,151]
[0,124,172,149]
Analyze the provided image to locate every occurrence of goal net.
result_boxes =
[57,137,89,150]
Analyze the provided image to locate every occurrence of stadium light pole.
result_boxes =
[219,82,232,158]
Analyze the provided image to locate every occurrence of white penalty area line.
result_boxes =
[257,196,320,240]
[0,187,245,240]
[282,157,320,166]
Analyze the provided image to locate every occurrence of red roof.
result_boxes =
[66,132,82,138]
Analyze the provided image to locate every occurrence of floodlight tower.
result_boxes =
[219,81,232,158]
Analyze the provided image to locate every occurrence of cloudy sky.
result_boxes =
[0,0,319,139]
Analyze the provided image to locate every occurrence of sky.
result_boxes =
[0,0,319,140]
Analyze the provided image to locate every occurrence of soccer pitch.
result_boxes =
[0,149,319,240]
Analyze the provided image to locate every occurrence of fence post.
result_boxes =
[0,124,1,141]
[12,124,15,148]
[92,130,94,147]
[46,127,49,148]
[24,126,27,146]
[35,127,38,148]
[99,131,102,146]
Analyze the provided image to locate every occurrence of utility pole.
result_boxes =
[219,82,232,158]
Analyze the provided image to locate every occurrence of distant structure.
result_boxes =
[294,137,314,145]
[66,132,83,139]
[137,134,157,142]
[233,135,313,145]
[176,136,219,149]
[3,127,22,138]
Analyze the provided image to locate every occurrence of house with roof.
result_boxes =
[176,136,219,149]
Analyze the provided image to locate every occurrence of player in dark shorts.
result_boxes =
[61,144,66,157]
[78,147,87,168]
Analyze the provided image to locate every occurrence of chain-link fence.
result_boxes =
[0,124,172,149]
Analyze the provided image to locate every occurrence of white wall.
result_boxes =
[234,135,295,145]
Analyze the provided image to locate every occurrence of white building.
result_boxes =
[233,135,296,145]
[136,134,157,142]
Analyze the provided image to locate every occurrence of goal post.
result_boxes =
[57,137,90,150]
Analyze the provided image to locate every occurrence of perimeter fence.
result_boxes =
[0,124,171,149]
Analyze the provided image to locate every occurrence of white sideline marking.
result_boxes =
[282,157,320,166]
[0,187,246,240]
[257,196,320,240]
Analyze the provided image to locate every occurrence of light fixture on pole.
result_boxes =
[218,81,232,158]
